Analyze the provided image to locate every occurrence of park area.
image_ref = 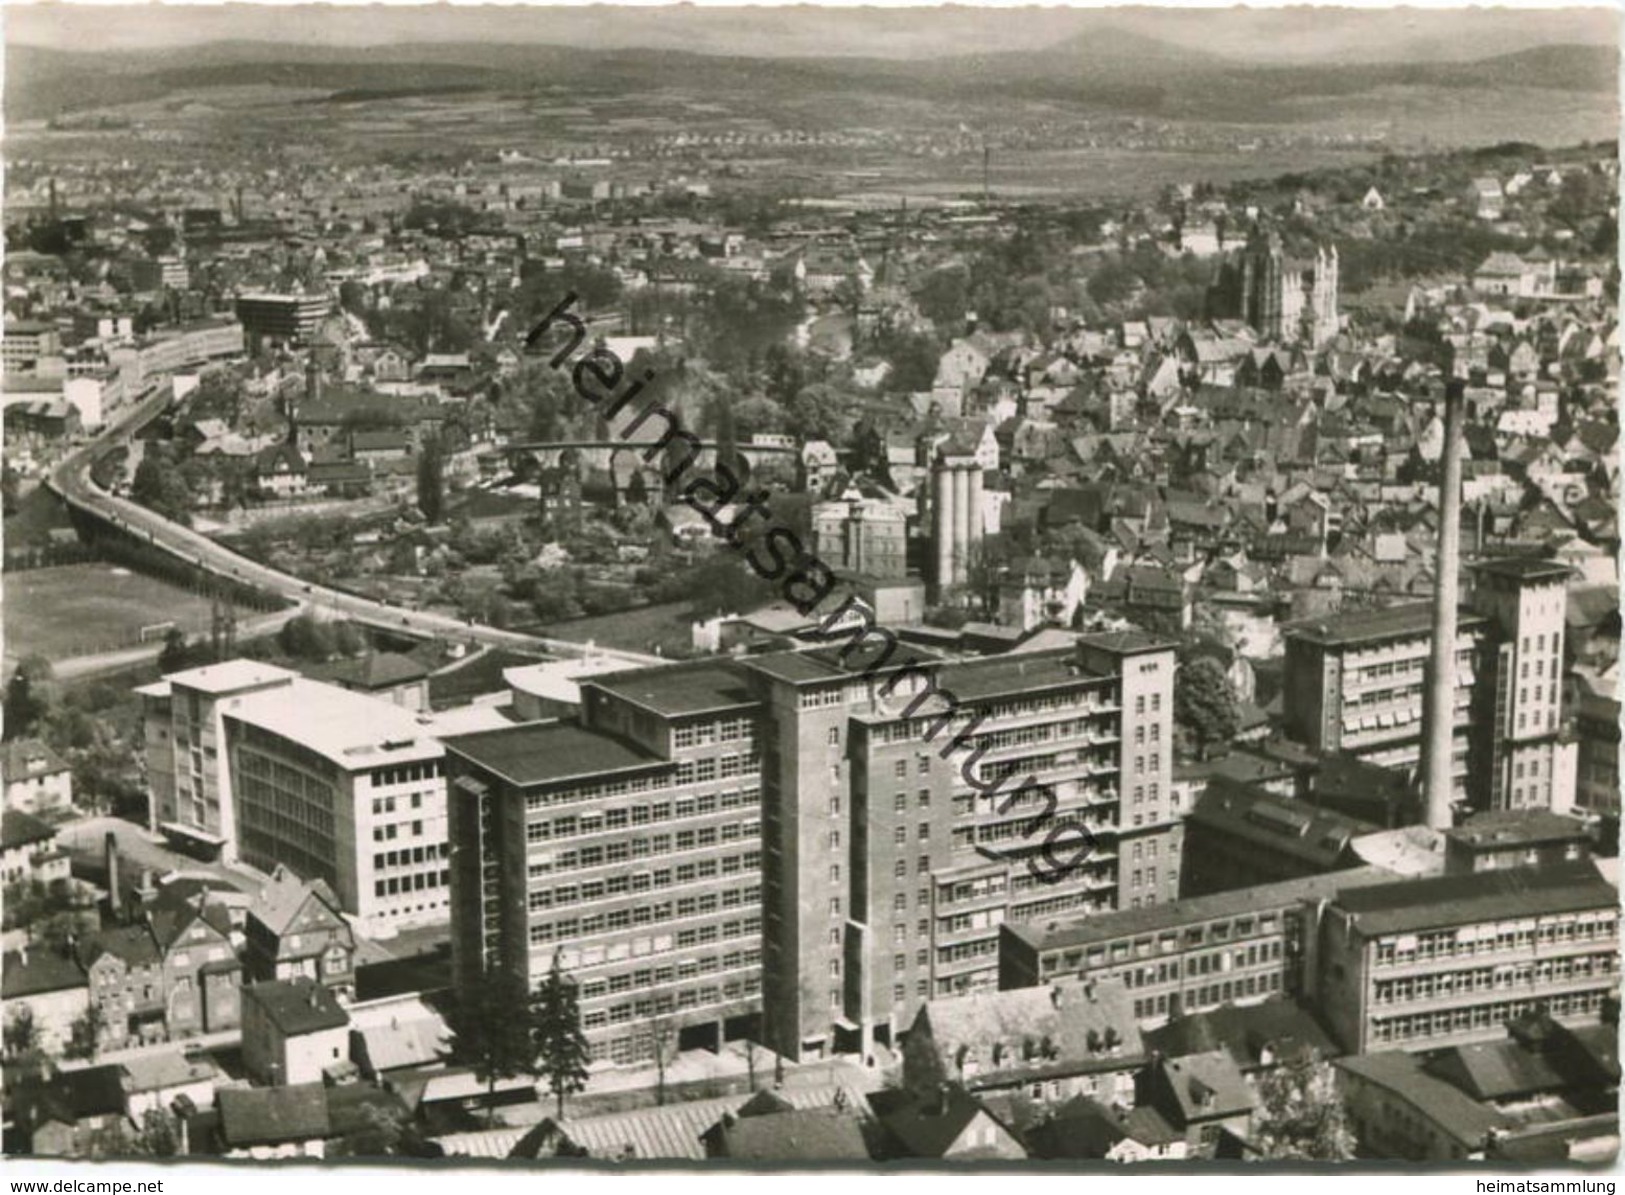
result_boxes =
[3,562,227,667]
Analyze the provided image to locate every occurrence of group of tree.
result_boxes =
[452,952,590,1124]
[276,612,368,662]
[130,448,196,527]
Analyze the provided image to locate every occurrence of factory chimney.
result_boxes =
[1422,375,1467,830]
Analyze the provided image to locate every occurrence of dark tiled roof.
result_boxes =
[0,810,56,851]
[1332,863,1615,937]
[217,1083,330,1147]
[1,949,86,998]
[879,1087,1005,1159]
[0,739,68,783]
[1335,1052,1507,1147]
[1189,779,1373,868]
[445,720,666,789]
[243,978,349,1037]
[713,1107,871,1160]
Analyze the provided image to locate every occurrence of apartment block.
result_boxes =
[443,661,765,1067]
[998,867,1397,1026]
[1309,864,1619,1055]
[1282,603,1486,800]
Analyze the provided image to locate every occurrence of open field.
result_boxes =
[529,599,695,658]
[4,562,230,664]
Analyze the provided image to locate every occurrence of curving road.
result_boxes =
[47,379,662,669]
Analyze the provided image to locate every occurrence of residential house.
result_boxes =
[240,978,351,1087]
[875,1086,1026,1160]
[76,925,167,1051]
[144,886,242,1037]
[1,811,70,888]
[8,1065,132,1158]
[1,948,89,1056]
[243,865,357,1000]
[2,740,73,815]
[1142,1050,1254,1154]
[1027,1096,1187,1161]
[902,978,1145,1110]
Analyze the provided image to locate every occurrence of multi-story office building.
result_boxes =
[443,661,765,1067]
[445,632,1179,1068]
[741,630,1177,1061]
[139,660,498,935]
[1466,559,1573,813]
[1282,603,1486,800]
[1309,863,1619,1054]
[1284,559,1579,814]
[998,867,1397,1026]
[234,292,331,346]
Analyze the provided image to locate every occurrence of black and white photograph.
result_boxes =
[0,0,1620,1173]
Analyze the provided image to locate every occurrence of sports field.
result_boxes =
[3,563,225,665]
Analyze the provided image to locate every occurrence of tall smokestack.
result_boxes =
[1422,376,1466,830]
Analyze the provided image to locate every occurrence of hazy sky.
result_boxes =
[5,2,1618,62]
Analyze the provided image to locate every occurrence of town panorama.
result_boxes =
[0,2,1620,1170]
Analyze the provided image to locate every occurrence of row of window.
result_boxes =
[370,791,432,817]
[528,833,761,877]
[1372,953,1618,1004]
[1372,988,1609,1044]
[372,869,449,897]
[527,851,761,907]
[524,790,760,841]
[529,900,762,945]
[583,974,763,1031]
[578,948,761,1001]
[670,718,754,750]
[1372,913,1618,965]
[373,843,450,870]
[370,760,443,788]
[1132,970,1282,1018]
[370,819,427,842]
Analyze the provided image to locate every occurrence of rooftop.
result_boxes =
[1,809,58,851]
[1332,862,1616,937]
[1189,779,1374,867]
[1285,602,1489,648]
[1006,865,1397,953]
[224,677,443,770]
[1,948,86,999]
[1335,1052,1509,1147]
[444,719,666,789]
[1446,809,1591,850]
[0,738,68,783]
[585,659,756,717]
[1470,557,1573,583]
[243,977,349,1037]
[164,659,298,695]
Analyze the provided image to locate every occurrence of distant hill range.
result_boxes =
[5,33,1617,123]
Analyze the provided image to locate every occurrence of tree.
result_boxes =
[4,655,54,741]
[1249,1054,1357,1161]
[278,612,337,661]
[131,455,193,526]
[66,1001,104,1062]
[4,1004,38,1059]
[417,436,446,524]
[133,1107,180,1158]
[452,967,537,1126]
[530,950,591,1120]
[650,1015,677,1107]
[1176,656,1239,761]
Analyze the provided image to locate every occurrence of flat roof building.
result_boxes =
[1309,863,1619,1055]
